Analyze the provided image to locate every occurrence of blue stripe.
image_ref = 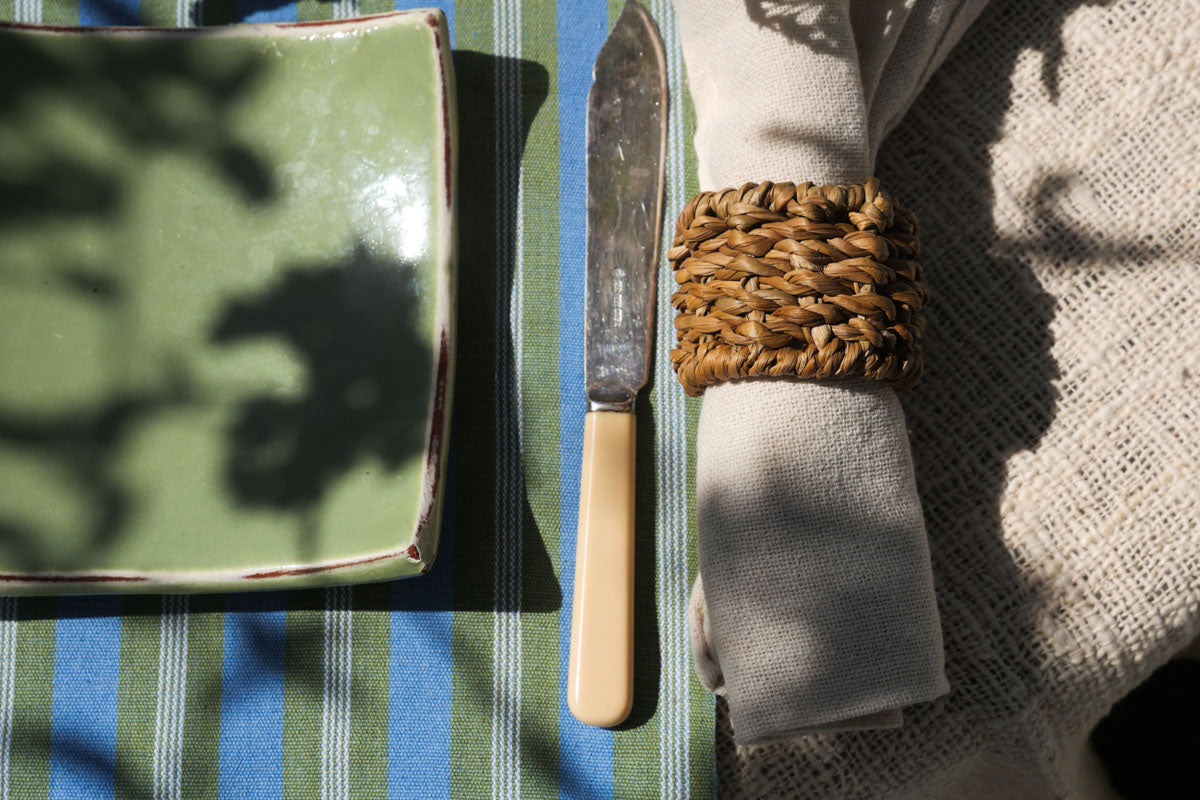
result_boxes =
[48,596,122,800]
[386,585,453,799]
[78,0,139,25]
[387,436,455,799]
[557,3,614,798]
[238,0,296,23]
[217,593,286,799]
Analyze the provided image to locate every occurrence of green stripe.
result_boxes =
[9,598,55,800]
[295,0,333,23]
[349,583,389,798]
[138,2,169,26]
[0,1,14,25]
[679,61,701,197]
[448,622,493,799]
[361,0,391,17]
[282,589,325,800]
[448,2,500,798]
[180,595,224,800]
[518,1,561,797]
[115,596,163,800]
[42,1,78,25]
[452,0,491,52]
[284,586,392,799]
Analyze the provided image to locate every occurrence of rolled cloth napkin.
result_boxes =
[674,0,989,744]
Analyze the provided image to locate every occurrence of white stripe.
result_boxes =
[332,0,359,21]
[491,1,524,798]
[0,597,18,800]
[152,595,189,800]
[176,0,203,27]
[173,599,189,797]
[649,1,691,797]
[320,586,353,800]
[14,0,41,24]
[15,0,41,25]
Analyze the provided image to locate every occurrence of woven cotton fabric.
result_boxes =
[705,0,1200,796]
[0,2,715,798]
[694,381,947,745]
[676,0,989,743]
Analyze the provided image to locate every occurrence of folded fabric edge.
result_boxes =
[739,709,904,746]
[690,574,951,744]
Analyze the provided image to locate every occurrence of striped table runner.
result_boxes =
[0,1,714,797]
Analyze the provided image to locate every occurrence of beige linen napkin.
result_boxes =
[675,0,989,745]
[711,0,1200,794]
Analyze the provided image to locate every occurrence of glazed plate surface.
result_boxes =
[0,11,456,593]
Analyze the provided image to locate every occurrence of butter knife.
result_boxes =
[567,0,667,728]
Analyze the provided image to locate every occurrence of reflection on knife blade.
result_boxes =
[568,0,668,729]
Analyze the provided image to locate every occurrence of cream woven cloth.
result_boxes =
[677,0,987,744]
[677,0,1200,796]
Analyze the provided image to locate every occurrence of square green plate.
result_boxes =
[0,10,456,593]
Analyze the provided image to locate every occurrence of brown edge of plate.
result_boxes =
[0,9,457,595]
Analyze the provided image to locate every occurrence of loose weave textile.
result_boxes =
[677,0,986,744]
[0,2,715,798]
[709,0,1200,797]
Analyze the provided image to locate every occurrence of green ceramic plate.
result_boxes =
[0,11,456,593]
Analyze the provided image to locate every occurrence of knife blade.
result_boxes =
[567,0,667,728]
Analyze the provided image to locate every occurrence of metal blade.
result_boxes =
[585,0,667,412]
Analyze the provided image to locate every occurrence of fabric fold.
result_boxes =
[674,0,988,743]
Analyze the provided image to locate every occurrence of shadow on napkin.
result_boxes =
[714,0,1152,793]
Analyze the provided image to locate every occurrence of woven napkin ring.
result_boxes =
[668,178,928,397]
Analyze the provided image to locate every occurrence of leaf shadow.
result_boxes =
[713,0,1142,795]
[211,242,433,561]
[0,29,272,572]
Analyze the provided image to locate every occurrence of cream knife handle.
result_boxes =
[568,410,635,727]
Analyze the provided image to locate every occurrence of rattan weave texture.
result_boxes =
[668,178,928,395]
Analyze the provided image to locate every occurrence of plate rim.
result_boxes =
[0,9,457,595]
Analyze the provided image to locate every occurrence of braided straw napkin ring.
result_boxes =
[668,178,928,397]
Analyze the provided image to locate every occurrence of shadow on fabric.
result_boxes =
[715,0,1148,797]
[1092,655,1200,800]
[409,49,561,614]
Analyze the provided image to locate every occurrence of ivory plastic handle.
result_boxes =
[568,410,635,727]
